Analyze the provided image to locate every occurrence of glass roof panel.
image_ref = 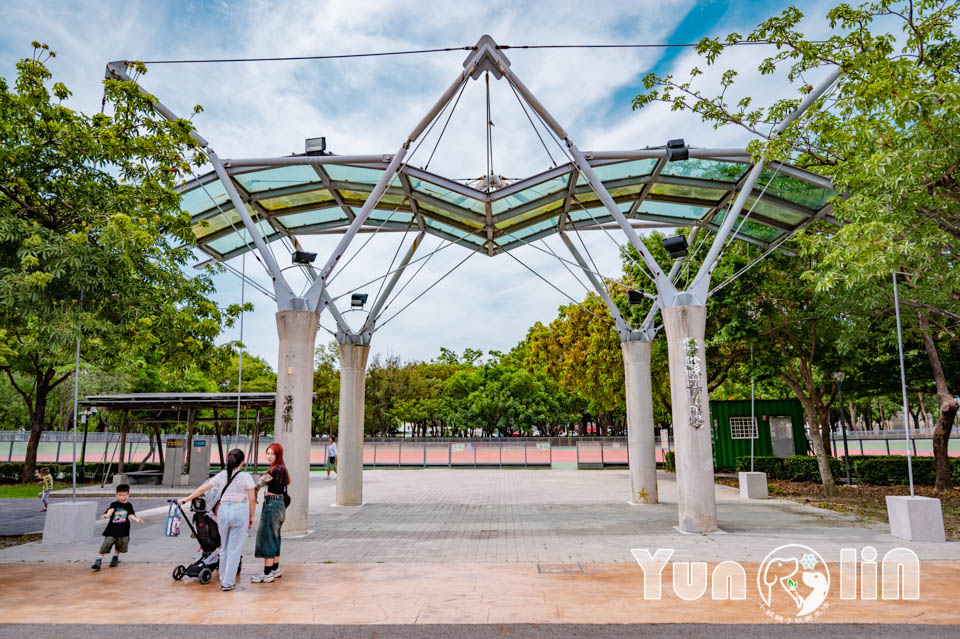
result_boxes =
[258,189,335,211]
[208,233,252,255]
[276,209,349,230]
[509,217,559,240]
[322,164,389,185]
[417,202,485,229]
[661,159,748,182]
[368,209,416,224]
[756,168,832,209]
[192,208,242,239]
[649,182,727,202]
[590,159,658,181]
[636,200,709,220]
[711,211,782,242]
[567,202,629,223]
[423,217,485,246]
[496,200,564,229]
[234,166,322,193]
[180,181,228,215]
[744,196,808,225]
[409,177,485,214]
[490,175,569,214]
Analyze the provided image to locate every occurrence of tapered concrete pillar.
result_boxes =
[662,305,717,533]
[273,310,320,536]
[622,340,658,504]
[336,342,369,506]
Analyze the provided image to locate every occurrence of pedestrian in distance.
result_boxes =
[251,442,289,583]
[92,483,143,571]
[35,467,53,512]
[325,435,337,479]
[179,448,256,591]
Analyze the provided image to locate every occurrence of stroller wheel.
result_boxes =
[172,565,186,581]
[198,568,213,585]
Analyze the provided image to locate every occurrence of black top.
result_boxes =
[103,500,136,537]
[263,466,288,494]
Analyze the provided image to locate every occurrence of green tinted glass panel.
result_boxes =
[510,217,559,240]
[234,166,323,193]
[337,190,409,211]
[276,209,349,230]
[258,189,335,211]
[497,200,564,229]
[323,165,389,185]
[637,200,708,220]
[661,159,747,182]
[208,233,252,255]
[192,208,241,239]
[180,181,228,215]
[745,196,807,225]
[423,217,484,245]
[410,178,485,214]
[490,175,569,214]
[590,159,657,181]
[711,211,781,242]
[650,182,727,202]
[417,203,484,229]
[607,184,645,199]
[757,169,832,208]
[368,209,415,224]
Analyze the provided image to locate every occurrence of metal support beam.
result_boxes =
[585,147,750,161]
[225,154,391,168]
[559,232,632,340]
[361,231,425,335]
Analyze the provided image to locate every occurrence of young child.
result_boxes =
[35,468,53,512]
[92,484,143,571]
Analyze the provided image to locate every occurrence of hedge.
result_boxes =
[735,455,960,486]
[663,451,676,472]
[0,462,163,485]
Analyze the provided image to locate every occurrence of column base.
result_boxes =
[738,471,768,499]
[886,495,945,542]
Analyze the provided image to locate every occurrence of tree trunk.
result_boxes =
[917,393,929,430]
[21,400,47,483]
[917,313,958,491]
[878,400,886,431]
[783,376,837,497]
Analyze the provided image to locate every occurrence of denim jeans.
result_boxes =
[217,502,248,587]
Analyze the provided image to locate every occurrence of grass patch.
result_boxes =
[719,477,960,540]
[0,482,94,499]
[0,533,41,549]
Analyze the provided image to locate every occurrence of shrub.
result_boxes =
[735,456,785,479]
[0,462,162,484]
[853,456,937,486]
[664,451,675,472]
[782,456,844,483]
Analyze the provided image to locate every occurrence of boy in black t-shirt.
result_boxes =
[92,484,143,571]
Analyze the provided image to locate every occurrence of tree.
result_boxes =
[633,0,960,490]
[0,46,234,481]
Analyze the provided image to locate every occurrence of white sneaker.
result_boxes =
[271,567,282,578]
[251,571,274,583]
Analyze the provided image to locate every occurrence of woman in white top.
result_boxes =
[179,448,255,591]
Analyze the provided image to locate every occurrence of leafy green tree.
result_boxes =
[633,0,960,489]
[0,45,234,480]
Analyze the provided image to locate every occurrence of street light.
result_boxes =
[833,371,852,486]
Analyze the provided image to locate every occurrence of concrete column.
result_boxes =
[273,310,320,536]
[336,342,370,507]
[662,305,717,533]
[622,340,658,504]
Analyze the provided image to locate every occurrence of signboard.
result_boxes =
[451,443,466,453]
[536,442,550,452]
[166,439,185,448]
[193,440,207,448]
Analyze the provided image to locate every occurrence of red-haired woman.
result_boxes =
[251,442,289,583]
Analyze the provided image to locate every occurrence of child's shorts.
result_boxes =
[99,536,129,554]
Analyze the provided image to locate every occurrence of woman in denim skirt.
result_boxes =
[251,442,289,583]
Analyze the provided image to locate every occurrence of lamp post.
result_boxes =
[833,371,852,486]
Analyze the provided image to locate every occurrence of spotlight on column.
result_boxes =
[662,235,689,260]
[627,290,646,305]
[305,136,327,156]
[665,138,688,162]
[351,293,368,309]
[292,250,317,264]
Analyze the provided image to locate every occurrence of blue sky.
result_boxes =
[1,0,833,369]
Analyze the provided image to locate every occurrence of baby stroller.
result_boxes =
[170,496,241,585]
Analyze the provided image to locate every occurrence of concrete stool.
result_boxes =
[738,471,768,499]
[42,500,98,545]
[885,495,945,542]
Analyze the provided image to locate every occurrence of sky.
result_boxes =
[0,0,839,370]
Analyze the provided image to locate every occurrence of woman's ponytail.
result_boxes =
[226,448,245,475]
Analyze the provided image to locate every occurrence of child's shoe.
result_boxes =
[250,571,274,583]
[91,559,101,571]
[271,566,282,578]
[109,555,119,568]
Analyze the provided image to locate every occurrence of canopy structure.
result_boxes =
[80,393,277,411]
[106,34,841,536]
[181,150,835,265]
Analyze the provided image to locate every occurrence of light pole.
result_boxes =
[832,371,852,486]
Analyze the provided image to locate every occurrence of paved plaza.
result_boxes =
[2,469,958,632]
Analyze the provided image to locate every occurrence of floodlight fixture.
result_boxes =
[662,235,689,260]
[665,138,689,162]
[305,136,327,156]
[627,290,646,305]
[351,293,368,309]
[292,251,317,264]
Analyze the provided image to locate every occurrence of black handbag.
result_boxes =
[282,486,291,508]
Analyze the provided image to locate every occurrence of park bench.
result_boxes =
[116,470,161,485]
